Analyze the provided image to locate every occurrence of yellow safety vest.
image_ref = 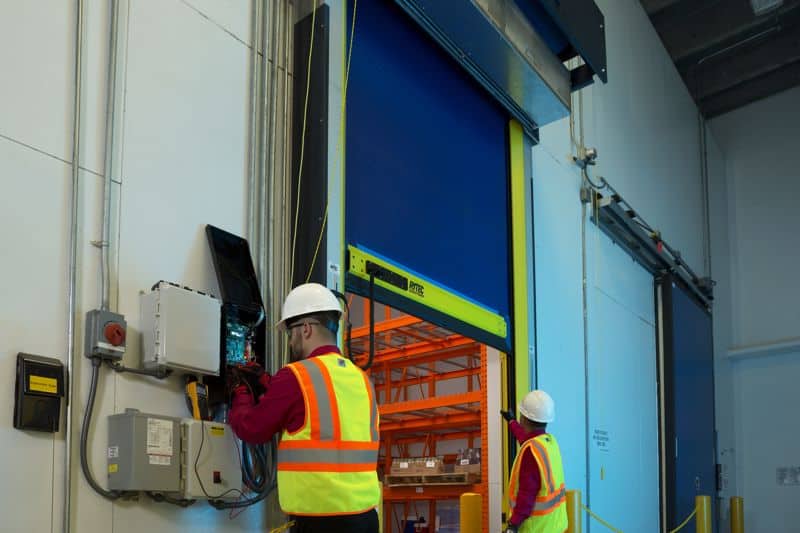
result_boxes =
[509,433,568,533]
[277,353,381,516]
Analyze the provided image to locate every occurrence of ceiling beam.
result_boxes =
[691,23,800,100]
[700,58,800,117]
[649,0,725,31]
[639,0,683,15]
[675,2,800,73]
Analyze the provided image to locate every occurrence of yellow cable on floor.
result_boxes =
[667,508,697,533]
[580,504,623,533]
[578,502,696,533]
[268,520,295,533]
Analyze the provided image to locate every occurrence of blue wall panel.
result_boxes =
[346,0,511,324]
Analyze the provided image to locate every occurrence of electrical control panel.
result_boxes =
[141,282,222,375]
[107,409,181,492]
[85,309,127,360]
[180,419,241,500]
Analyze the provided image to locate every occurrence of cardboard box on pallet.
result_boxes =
[390,456,444,475]
[417,456,445,475]
[454,448,481,475]
[390,458,414,475]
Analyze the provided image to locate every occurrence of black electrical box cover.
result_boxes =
[205,225,264,311]
[205,225,267,402]
[14,353,66,432]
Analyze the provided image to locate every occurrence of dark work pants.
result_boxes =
[291,509,379,533]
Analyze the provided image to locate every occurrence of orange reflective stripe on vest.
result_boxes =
[532,485,567,516]
[290,361,321,439]
[309,357,342,440]
[530,440,555,493]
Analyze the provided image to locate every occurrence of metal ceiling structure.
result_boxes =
[640,0,800,117]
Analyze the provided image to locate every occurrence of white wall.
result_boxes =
[0,1,289,531]
[706,121,738,531]
[710,86,800,532]
[532,0,726,528]
[710,86,800,348]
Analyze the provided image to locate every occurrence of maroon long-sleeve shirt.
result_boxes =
[229,345,341,443]
[508,420,546,527]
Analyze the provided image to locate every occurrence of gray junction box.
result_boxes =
[108,409,181,492]
[180,419,241,500]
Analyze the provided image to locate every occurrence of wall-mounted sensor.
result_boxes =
[14,353,66,432]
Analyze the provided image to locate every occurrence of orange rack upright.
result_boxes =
[350,311,489,533]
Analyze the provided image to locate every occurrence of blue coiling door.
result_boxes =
[345,0,511,348]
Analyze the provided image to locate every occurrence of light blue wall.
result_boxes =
[585,231,659,532]
[706,122,737,531]
[710,86,800,532]
[531,0,724,529]
[710,86,800,347]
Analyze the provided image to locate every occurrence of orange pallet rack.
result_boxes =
[350,312,490,533]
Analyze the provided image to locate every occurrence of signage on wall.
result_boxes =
[592,428,611,452]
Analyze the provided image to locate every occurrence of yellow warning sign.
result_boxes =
[108,464,118,473]
[29,375,58,394]
[210,426,225,437]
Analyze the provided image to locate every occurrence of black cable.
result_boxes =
[146,491,196,508]
[208,438,277,510]
[330,289,353,363]
[360,272,376,371]
[193,420,276,510]
[80,357,121,500]
[105,360,171,379]
[194,420,248,502]
[242,443,266,491]
[582,166,607,191]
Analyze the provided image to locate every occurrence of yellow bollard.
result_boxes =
[730,496,744,533]
[695,495,712,533]
[460,492,482,533]
[566,490,582,533]
[378,495,383,533]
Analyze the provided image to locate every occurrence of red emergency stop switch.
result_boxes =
[104,322,126,346]
[213,471,222,484]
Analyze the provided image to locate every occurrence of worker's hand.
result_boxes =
[500,409,515,422]
[230,384,252,405]
[258,370,270,392]
[230,362,269,398]
[226,367,243,392]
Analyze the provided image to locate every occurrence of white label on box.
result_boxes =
[399,462,409,469]
[460,459,470,465]
[107,446,119,459]
[146,418,173,456]
[415,487,423,493]
[426,460,436,468]
[148,455,171,466]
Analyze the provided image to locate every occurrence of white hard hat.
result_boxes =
[276,283,341,330]
[518,390,555,423]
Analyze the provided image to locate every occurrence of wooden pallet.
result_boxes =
[385,472,480,487]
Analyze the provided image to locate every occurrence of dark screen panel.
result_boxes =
[205,225,263,310]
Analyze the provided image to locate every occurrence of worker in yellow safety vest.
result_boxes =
[501,390,568,533]
[230,283,380,533]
